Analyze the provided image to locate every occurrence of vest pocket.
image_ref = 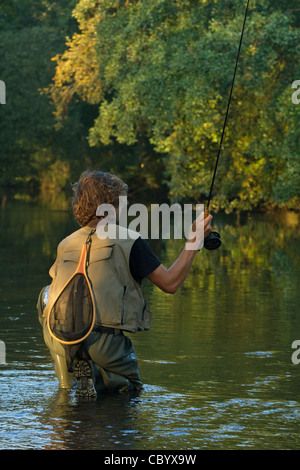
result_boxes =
[141,298,152,331]
[62,247,113,264]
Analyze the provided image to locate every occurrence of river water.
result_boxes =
[0,201,299,450]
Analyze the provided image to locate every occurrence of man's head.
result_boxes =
[71,170,128,226]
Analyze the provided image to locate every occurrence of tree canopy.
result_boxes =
[1,0,300,211]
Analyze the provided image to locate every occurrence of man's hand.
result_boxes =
[186,212,213,251]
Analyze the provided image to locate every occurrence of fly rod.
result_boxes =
[204,0,250,250]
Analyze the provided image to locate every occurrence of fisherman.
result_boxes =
[37,170,212,397]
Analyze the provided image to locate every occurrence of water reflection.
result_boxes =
[0,202,300,450]
[42,389,142,450]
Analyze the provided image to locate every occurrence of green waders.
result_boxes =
[37,287,142,394]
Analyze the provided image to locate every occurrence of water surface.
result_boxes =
[0,202,299,450]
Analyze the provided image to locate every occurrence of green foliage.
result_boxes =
[1,0,299,211]
[50,0,300,211]
[0,0,100,202]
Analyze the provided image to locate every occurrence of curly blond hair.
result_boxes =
[71,170,128,226]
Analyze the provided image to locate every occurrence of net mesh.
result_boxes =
[48,273,94,343]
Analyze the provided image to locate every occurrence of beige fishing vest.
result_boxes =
[43,224,152,333]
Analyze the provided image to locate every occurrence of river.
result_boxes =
[0,201,299,450]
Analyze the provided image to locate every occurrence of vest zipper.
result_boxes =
[121,285,127,324]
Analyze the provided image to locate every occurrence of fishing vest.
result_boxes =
[43,224,152,333]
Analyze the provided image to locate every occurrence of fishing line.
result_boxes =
[204,0,250,250]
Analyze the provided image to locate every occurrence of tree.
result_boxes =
[43,1,300,210]
[0,0,101,205]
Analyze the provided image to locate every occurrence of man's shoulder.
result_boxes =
[57,226,90,249]
[58,224,139,251]
[95,223,140,242]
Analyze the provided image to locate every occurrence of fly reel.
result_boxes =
[204,231,222,250]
